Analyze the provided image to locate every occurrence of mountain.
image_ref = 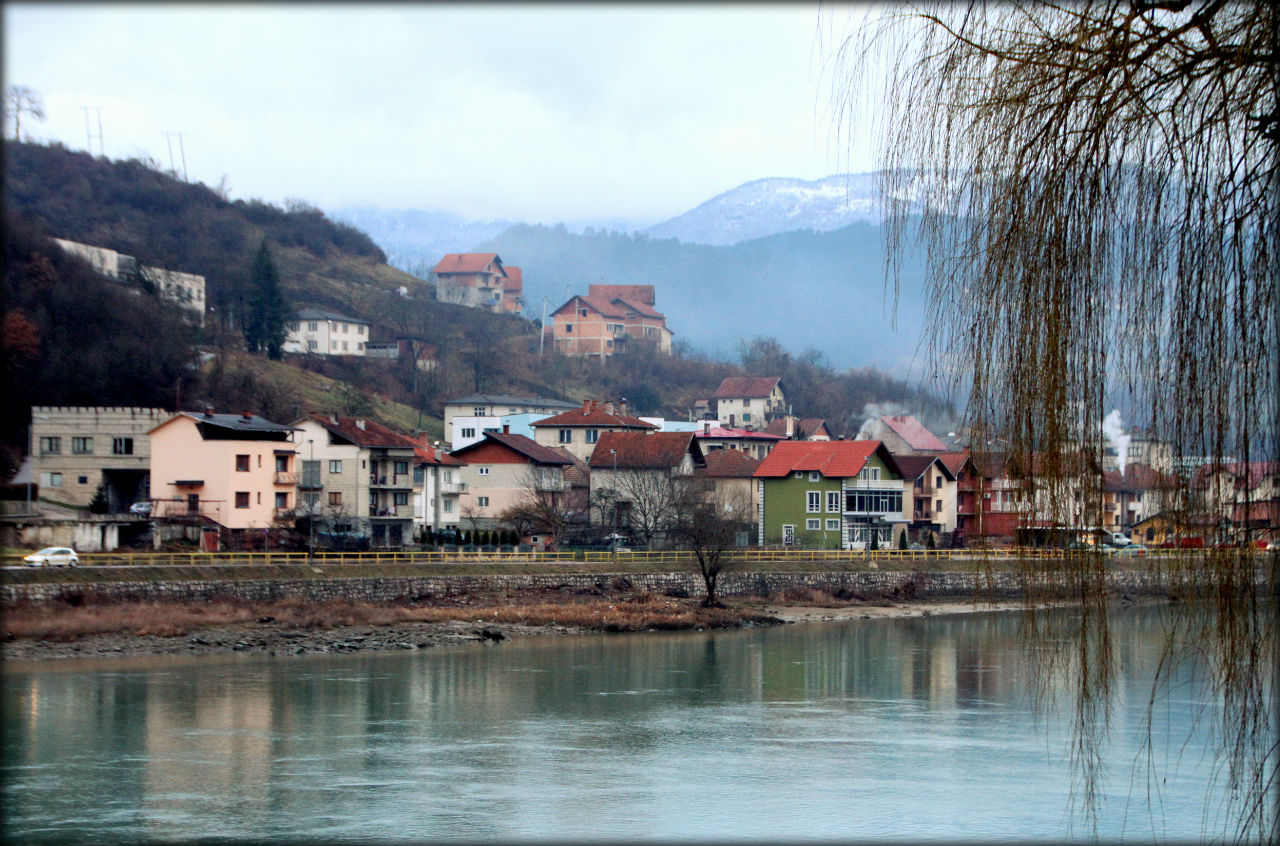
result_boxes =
[643,173,904,246]
[326,207,516,276]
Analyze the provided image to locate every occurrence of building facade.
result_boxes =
[431,253,521,313]
[29,406,171,510]
[283,309,370,356]
[713,377,786,429]
[547,284,673,359]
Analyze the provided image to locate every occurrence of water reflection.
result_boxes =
[2,605,1251,842]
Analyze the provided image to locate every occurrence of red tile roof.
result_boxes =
[880,415,948,452]
[502,265,522,292]
[303,413,418,449]
[414,445,465,467]
[431,253,504,276]
[589,284,655,306]
[714,376,781,399]
[1103,463,1179,492]
[451,431,570,465]
[700,449,761,478]
[754,440,893,479]
[533,400,657,430]
[587,431,704,469]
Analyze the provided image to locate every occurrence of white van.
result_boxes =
[1104,530,1132,547]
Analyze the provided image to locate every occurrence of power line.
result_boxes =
[80,106,103,156]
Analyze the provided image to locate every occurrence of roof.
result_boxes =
[1190,460,1279,490]
[451,431,571,465]
[446,394,579,410]
[939,451,969,476]
[414,445,465,467]
[555,294,665,321]
[700,449,761,478]
[534,400,657,430]
[549,446,591,488]
[754,440,900,479]
[1103,462,1179,492]
[761,418,831,439]
[300,413,418,449]
[289,308,368,324]
[587,431,704,469]
[153,410,299,436]
[694,426,783,441]
[880,415,948,452]
[431,253,505,276]
[503,266,522,292]
[714,376,781,399]
[589,283,655,306]
[893,454,956,482]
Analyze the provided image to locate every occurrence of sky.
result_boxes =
[5,3,880,227]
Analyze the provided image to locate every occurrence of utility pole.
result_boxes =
[163,131,189,181]
[80,106,103,156]
[539,296,548,355]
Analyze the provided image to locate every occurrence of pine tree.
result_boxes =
[244,241,287,359]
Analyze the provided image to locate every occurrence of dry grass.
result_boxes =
[1,589,776,642]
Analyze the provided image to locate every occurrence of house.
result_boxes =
[530,399,658,463]
[1102,463,1182,533]
[52,238,206,325]
[754,440,907,550]
[410,438,466,537]
[28,406,170,511]
[696,448,762,542]
[283,309,370,356]
[442,394,580,436]
[587,431,706,547]
[1191,461,1280,543]
[148,410,300,547]
[292,413,420,548]
[713,377,785,429]
[892,454,959,542]
[431,253,521,313]
[450,412,547,452]
[762,416,833,441]
[547,284,673,358]
[859,415,949,454]
[450,429,573,533]
[693,421,783,461]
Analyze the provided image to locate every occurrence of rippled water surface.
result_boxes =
[2,605,1253,841]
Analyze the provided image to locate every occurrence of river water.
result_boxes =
[1,604,1258,842]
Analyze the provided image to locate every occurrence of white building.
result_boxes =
[52,238,206,325]
[284,309,370,356]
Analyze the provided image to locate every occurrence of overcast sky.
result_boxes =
[5,3,879,227]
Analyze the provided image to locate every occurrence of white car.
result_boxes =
[129,501,152,516]
[23,547,80,567]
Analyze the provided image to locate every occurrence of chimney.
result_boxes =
[704,422,711,435]
[356,419,366,431]
[604,400,615,415]
[204,407,214,419]
[582,399,591,414]
[619,397,627,416]
[786,415,795,438]
[502,424,510,435]
[330,413,338,425]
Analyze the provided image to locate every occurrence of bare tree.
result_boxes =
[670,487,751,607]
[5,86,45,140]
[832,2,1277,838]
[498,466,588,547]
[608,469,696,550]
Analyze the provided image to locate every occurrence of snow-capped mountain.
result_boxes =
[644,172,901,246]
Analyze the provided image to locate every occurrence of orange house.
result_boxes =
[547,284,673,359]
[432,253,522,314]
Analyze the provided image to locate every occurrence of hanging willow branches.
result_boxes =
[828,0,1277,839]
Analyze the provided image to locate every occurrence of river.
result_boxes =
[1,604,1258,842]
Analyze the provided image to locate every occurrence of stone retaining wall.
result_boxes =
[1,568,1211,606]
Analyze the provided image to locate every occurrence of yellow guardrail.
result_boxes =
[0,546,1239,569]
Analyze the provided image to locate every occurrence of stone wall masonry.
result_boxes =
[1,568,1231,607]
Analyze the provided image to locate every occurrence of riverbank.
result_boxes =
[0,587,1035,663]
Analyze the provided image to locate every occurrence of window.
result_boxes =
[461,427,476,439]
[328,491,343,506]
[301,460,320,488]
[307,339,318,351]
[331,341,337,350]
[329,460,342,474]
[827,491,840,512]
[394,461,408,475]
[308,321,318,331]
[342,341,349,351]
[743,413,751,423]
[826,518,841,531]
[559,429,572,443]
[809,471,820,481]
[564,323,573,333]
[413,466,424,484]
[112,437,134,455]
[793,471,804,479]
[807,491,821,512]
[236,454,250,472]
[935,499,942,514]
[858,467,881,481]
[78,476,88,484]
[235,491,250,509]
[72,437,93,454]
[275,455,289,472]
[358,325,365,335]
[443,499,453,514]
[579,308,588,317]
[478,466,490,476]
[443,470,452,483]
[393,491,409,506]
[478,496,490,508]
[39,436,61,454]
[288,322,299,332]
[45,472,62,487]
[936,475,943,489]
[806,518,821,530]
[275,492,289,508]
[585,429,599,444]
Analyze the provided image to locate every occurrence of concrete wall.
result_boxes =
[1,567,1219,606]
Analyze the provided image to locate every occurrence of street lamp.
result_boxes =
[610,448,618,552]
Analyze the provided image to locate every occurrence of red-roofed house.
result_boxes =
[862,415,949,454]
[587,431,705,547]
[693,420,784,461]
[762,415,833,441]
[547,283,673,358]
[713,377,786,429]
[450,429,573,532]
[754,440,907,549]
[530,398,658,462]
[431,253,521,313]
[501,265,524,315]
[893,454,958,541]
[410,438,466,536]
[292,413,420,548]
[698,449,762,539]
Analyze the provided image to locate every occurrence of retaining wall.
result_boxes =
[1,568,1212,606]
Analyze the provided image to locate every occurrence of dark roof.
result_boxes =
[300,413,418,449]
[714,376,781,399]
[451,431,571,465]
[700,449,761,478]
[588,431,704,469]
[168,411,298,435]
[289,308,367,324]
[762,418,831,439]
[446,394,579,409]
[893,454,956,482]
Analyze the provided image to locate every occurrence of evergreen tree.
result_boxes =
[244,241,287,359]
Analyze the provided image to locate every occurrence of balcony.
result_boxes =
[533,478,569,492]
[439,481,466,495]
[274,472,299,486]
[369,505,411,519]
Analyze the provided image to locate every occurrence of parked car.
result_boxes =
[129,501,152,516]
[23,547,79,567]
[1106,543,1148,558]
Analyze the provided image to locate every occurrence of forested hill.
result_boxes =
[4,141,423,321]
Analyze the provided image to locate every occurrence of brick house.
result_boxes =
[547,284,673,358]
[431,253,521,314]
[530,399,657,463]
